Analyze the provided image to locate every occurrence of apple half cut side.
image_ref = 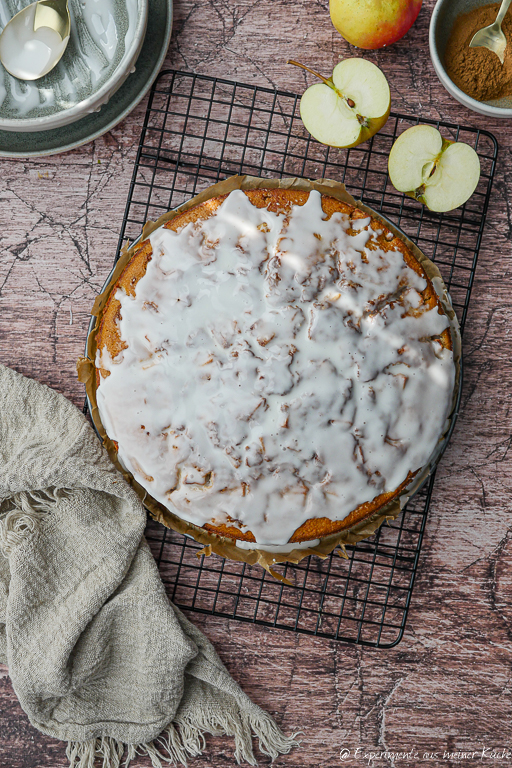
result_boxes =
[289,58,391,149]
[388,125,481,213]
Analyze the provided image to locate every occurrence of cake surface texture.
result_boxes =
[95,187,455,548]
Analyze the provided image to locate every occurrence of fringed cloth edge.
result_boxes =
[66,714,301,768]
[0,490,64,557]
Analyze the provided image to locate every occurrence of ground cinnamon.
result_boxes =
[445,3,512,102]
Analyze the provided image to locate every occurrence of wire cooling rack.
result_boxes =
[109,70,497,648]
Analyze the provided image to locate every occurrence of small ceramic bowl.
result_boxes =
[0,0,148,132]
[430,0,512,118]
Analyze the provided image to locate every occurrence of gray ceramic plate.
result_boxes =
[0,0,172,156]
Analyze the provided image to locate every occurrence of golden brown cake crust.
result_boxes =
[95,188,452,545]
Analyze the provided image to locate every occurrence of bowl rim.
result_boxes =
[429,0,512,117]
[0,0,149,132]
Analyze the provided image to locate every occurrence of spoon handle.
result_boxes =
[496,0,512,26]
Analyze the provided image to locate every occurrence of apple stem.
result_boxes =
[287,60,332,88]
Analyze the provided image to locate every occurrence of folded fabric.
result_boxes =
[0,364,299,767]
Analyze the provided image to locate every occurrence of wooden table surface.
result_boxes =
[1,1,512,766]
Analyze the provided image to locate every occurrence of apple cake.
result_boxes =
[94,187,455,550]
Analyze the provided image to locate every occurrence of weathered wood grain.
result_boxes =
[1,0,512,765]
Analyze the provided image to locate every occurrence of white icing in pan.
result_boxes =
[96,190,455,547]
[0,0,139,117]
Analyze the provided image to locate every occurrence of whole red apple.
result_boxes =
[329,0,422,49]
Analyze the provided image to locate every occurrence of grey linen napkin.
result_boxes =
[0,364,299,767]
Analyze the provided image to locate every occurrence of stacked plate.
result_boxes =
[0,0,173,156]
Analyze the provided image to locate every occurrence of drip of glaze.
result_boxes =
[96,190,455,547]
[234,538,321,553]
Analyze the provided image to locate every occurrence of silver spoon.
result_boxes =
[0,0,70,81]
[469,0,512,65]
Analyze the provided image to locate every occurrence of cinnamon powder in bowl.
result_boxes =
[445,3,512,102]
[430,0,512,116]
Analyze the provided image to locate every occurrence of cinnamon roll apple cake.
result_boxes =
[94,187,455,550]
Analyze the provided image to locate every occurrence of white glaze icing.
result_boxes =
[234,538,320,553]
[96,190,455,547]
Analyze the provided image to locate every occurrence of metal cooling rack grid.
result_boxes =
[112,70,497,647]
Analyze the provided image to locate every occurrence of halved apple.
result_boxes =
[289,58,391,149]
[388,125,481,213]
